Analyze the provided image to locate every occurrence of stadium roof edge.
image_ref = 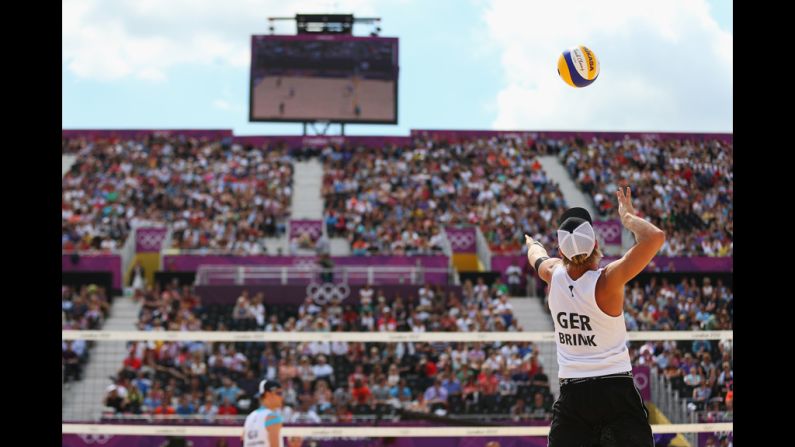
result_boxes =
[62,129,733,143]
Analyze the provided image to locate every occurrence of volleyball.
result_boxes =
[557,45,600,88]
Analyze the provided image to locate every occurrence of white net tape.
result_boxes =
[62,329,733,440]
[62,330,733,343]
[62,423,733,437]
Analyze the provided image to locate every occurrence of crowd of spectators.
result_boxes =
[62,135,293,253]
[61,131,734,423]
[321,136,568,255]
[62,284,111,384]
[630,337,733,414]
[97,273,734,421]
[624,275,733,414]
[103,279,556,421]
[64,132,732,259]
[558,136,733,257]
[623,276,733,332]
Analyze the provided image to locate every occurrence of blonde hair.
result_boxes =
[561,246,603,268]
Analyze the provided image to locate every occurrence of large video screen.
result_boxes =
[249,35,399,124]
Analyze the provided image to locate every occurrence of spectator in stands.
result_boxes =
[129,261,146,290]
[473,278,489,303]
[265,315,283,332]
[530,365,549,388]
[62,341,82,382]
[278,355,299,384]
[175,394,196,415]
[351,378,372,409]
[389,378,412,409]
[386,364,401,387]
[198,395,219,421]
[104,388,125,414]
[498,367,518,398]
[700,352,718,392]
[154,391,176,416]
[371,375,392,411]
[505,261,523,296]
[122,349,142,372]
[142,387,161,414]
[406,392,429,413]
[288,399,321,423]
[441,371,462,398]
[692,378,712,410]
[334,403,353,422]
[423,379,449,413]
[716,362,733,392]
[314,379,333,414]
[529,392,550,421]
[215,377,243,406]
[218,396,238,416]
[318,254,334,283]
[511,397,528,420]
[250,293,266,329]
[238,369,260,402]
[312,355,334,383]
[298,356,316,383]
[684,366,704,390]
[333,381,352,410]
[478,367,499,411]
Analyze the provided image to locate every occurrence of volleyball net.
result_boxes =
[62,330,733,447]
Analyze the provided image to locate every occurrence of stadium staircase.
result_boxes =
[510,297,560,399]
[62,154,77,178]
[536,155,626,255]
[62,295,142,421]
[536,155,598,217]
[291,158,324,220]
[291,158,350,256]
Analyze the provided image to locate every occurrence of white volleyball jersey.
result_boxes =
[243,407,283,447]
[548,264,632,378]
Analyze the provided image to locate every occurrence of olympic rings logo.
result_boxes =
[137,231,166,250]
[76,434,113,444]
[290,222,322,238]
[447,232,475,250]
[593,223,621,243]
[306,282,350,305]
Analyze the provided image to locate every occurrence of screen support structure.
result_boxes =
[302,121,345,136]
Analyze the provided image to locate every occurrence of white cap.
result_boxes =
[557,221,596,259]
[258,379,282,396]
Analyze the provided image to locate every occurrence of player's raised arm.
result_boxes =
[601,187,666,291]
[525,234,562,284]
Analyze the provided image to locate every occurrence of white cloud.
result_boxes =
[213,99,233,111]
[62,0,381,82]
[481,0,732,132]
[137,67,167,82]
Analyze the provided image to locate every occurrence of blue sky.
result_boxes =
[63,0,732,135]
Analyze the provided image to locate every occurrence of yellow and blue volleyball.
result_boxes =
[557,45,600,88]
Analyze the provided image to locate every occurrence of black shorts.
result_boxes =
[548,373,654,447]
